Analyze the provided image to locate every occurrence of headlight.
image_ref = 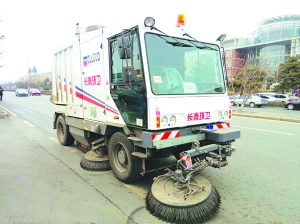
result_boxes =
[161,116,168,127]
[223,111,228,119]
[218,111,223,119]
[170,115,176,126]
[144,17,155,27]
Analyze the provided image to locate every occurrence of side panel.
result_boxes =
[80,32,106,122]
[53,40,83,118]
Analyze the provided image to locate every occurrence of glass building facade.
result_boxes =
[223,15,300,78]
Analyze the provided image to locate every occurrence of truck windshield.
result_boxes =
[145,33,226,95]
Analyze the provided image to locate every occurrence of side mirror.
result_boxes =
[117,37,132,59]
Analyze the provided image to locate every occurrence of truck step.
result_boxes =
[132,152,147,158]
[128,136,143,142]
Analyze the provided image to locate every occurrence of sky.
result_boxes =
[0,0,299,83]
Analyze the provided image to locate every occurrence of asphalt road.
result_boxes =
[1,91,300,224]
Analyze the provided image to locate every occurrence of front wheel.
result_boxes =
[56,115,74,146]
[108,132,141,183]
[287,104,294,110]
[249,102,255,108]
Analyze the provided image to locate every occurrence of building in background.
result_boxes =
[223,14,300,84]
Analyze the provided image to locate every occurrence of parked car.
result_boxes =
[15,88,29,97]
[234,95,268,108]
[284,98,300,110]
[259,95,281,102]
[29,88,41,96]
[273,94,295,103]
[229,95,238,106]
[255,92,294,103]
[255,92,276,97]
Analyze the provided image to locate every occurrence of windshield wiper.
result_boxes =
[182,30,217,51]
[214,87,224,93]
[165,41,193,47]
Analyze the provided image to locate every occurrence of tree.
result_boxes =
[276,55,300,93]
[228,58,268,112]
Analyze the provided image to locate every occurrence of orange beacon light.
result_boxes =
[177,14,185,26]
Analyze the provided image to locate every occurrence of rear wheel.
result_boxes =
[108,132,141,183]
[56,115,74,146]
[249,102,255,108]
[287,104,294,110]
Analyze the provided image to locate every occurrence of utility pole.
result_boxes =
[0,13,6,68]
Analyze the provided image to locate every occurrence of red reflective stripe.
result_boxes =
[226,123,230,128]
[75,91,83,99]
[217,124,223,129]
[161,131,171,140]
[152,134,156,141]
[175,131,180,138]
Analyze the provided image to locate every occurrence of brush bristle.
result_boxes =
[80,157,111,171]
[146,185,221,224]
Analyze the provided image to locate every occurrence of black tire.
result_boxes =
[56,115,74,146]
[108,132,141,183]
[230,101,235,106]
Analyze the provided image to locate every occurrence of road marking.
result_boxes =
[49,136,60,144]
[49,137,78,152]
[231,125,294,136]
[0,105,17,116]
[23,120,35,127]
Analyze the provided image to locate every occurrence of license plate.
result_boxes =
[184,156,193,169]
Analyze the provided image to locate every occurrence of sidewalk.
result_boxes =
[232,108,300,123]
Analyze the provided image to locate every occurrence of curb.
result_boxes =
[233,113,300,123]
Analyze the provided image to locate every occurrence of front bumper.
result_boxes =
[134,123,240,149]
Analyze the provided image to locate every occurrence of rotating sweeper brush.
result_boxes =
[80,150,111,171]
[146,155,224,223]
[80,138,111,171]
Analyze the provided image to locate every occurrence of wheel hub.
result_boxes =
[117,149,127,164]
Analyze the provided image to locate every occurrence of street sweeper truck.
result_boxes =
[52,15,240,223]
